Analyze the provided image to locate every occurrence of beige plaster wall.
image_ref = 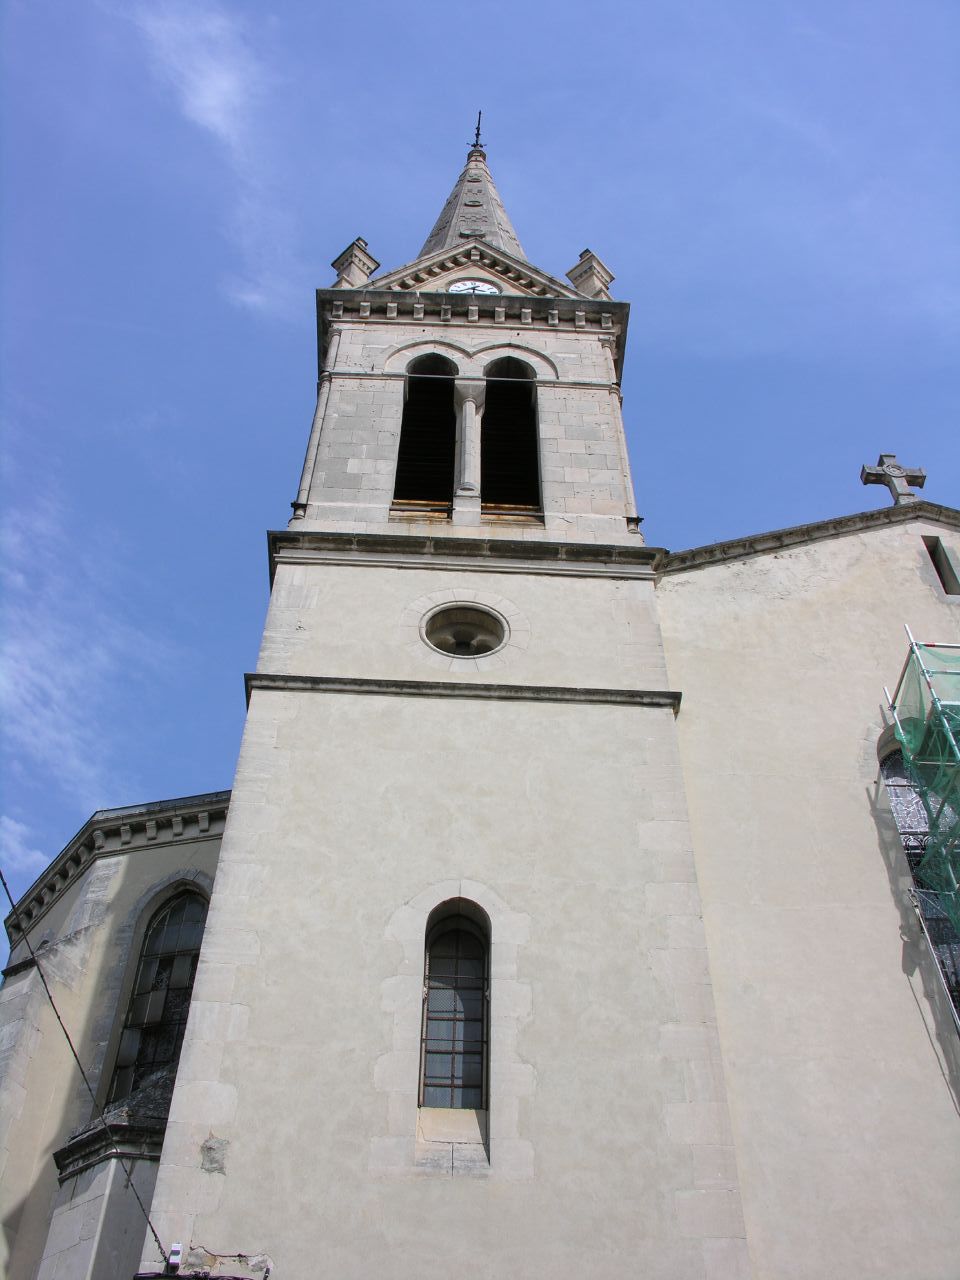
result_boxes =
[657,518,960,1280]
[145,689,749,1279]
[0,836,222,1280]
[259,561,668,690]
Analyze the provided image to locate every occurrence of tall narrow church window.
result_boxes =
[392,354,457,513]
[109,890,209,1103]
[481,357,540,512]
[922,536,960,596]
[880,750,960,1023]
[421,910,488,1109]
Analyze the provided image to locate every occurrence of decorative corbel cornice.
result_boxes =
[53,1115,167,1182]
[316,289,630,381]
[4,791,231,946]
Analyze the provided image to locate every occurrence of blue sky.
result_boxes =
[2,0,958,907]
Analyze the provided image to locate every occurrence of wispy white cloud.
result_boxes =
[0,465,169,814]
[222,191,300,315]
[132,3,261,160]
[128,2,300,317]
[0,816,48,878]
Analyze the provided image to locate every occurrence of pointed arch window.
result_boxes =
[420,906,489,1109]
[481,356,540,513]
[109,890,208,1103]
[393,354,458,514]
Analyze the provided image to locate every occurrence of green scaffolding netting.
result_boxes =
[892,642,960,932]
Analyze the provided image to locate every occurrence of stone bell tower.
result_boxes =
[291,140,639,544]
[140,139,747,1279]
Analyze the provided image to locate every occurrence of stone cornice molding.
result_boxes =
[53,1069,175,1181]
[320,369,617,392]
[4,792,231,946]
[657,500,960,576]
[53,1115,166,1182]
[271,503,960,587]
[367,241,578,300]
[268,529,656,584]
[245,672,681,712]
[317,287,630,381]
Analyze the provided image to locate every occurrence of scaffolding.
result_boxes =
[885,630,960,934]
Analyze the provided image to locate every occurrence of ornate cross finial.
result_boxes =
[473,110,483,149]
[860,453,926,504]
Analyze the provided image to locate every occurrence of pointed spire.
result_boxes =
[419,134,526,261]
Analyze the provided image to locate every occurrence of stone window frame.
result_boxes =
[480,353,542,513]
[401,586,530,675]
[391,352,459,513]
[108,888,210,1105]
[96,872,214,1113]
[383,340,558,524]
[371,879,534,1179]
[419,899,490,1111]
[381,338,559,384]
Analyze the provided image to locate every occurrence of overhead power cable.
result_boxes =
[0,864,168,1262]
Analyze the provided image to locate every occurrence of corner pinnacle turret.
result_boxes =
[419,135,526,261]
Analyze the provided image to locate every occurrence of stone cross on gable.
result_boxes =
[860,453,926,505]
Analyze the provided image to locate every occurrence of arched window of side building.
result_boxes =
[392,354,458,513]
[481,356,540,512]
[109,889,209,1103]
[420,902,489,1109]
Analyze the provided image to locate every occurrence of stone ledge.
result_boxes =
[53,1070,176,1182]
[54,1116,167,1183]
[269,528,655,582]
[276,502,960,583]
[245,672,682,711]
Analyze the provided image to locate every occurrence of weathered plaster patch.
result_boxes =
[186,1244,273,1277]
[200,1134,229,1175]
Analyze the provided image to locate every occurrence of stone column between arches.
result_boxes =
[452,379,485,525]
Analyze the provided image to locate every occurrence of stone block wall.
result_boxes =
[296,313,639,545]
[144,690,748,1280]
[0,802,225,1280]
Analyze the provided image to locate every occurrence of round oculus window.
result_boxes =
[422,605,507,657]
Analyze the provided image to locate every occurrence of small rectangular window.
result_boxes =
[923,536,960,596]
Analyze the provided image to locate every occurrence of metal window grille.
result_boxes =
[109,891,208,1102]
[881,751,960,1024]
[420,922,488,1109]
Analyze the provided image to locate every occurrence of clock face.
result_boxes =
[448,279,501,295]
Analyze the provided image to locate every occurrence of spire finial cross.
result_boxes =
[473,110,483,149]
[860,453,926,504]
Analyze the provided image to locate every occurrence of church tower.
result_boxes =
[138,139,749,1277]
[292,139,638,543]
[6,130,958,1280]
